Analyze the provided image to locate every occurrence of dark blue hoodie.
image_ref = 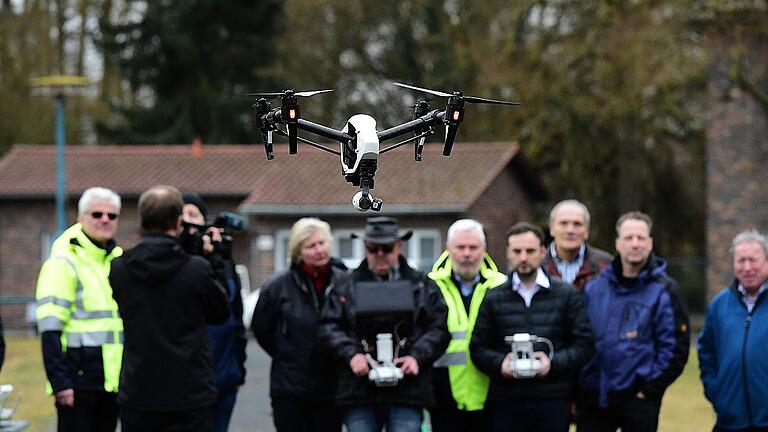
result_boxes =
[580,255,690,408]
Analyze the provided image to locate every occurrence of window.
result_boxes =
[271,228,442,274]
[275,228,366,271]
[403,230,442,272]
[332,229,364,269]
[41,232,53,261]
[274,229,291,272]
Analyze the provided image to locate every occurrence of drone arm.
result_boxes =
[272,128,341,156]
[297,119,354,143]
[380,130,433,154]
[377,110,444,143]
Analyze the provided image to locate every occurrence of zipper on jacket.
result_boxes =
[742,313,753,424]
[293,271,320,312]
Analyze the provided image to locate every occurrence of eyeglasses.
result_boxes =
[365,243,395,254]
[90,211,119,221]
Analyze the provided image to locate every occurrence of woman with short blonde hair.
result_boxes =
[288,217,333,266]
[252,217,346,432]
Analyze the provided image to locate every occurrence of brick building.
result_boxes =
[706,38,768,298]
[0,142,543,328]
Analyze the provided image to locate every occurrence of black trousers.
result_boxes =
[272,396,341,432]
[120,405,214,432]
[577,396,661,432]
[429,405,491,432]
[56,389,117,432]
[489,399,571,432]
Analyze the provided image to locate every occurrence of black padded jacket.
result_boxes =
[469,274,594,402]
[252,259,348,402]
[319,256,450,408]
[110,234,230,411]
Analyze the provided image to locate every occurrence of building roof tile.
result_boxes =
[0,142,519,210]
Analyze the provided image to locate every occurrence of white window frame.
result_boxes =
[274,229,291,273]
[332,229,365,270]
[271,227,442,274]
[41,232,53,261]
[404,229,442,272]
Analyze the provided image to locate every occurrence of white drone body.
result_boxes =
[340,114,380,176]
[250,83,519,212]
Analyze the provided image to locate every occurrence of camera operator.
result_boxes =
[319,217,449,432]
[181,192,247,432]
[109,185,230,432]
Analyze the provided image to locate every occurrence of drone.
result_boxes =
[248,82,519,212]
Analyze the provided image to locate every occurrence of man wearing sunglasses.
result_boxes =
[321,217,450,432]
[35,186,124,432]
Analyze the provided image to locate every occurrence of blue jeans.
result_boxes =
[213,389,237,432]
[343,404,422,432]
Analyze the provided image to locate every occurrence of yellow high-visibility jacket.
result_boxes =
[36,223,123,393]
[429,251,507,411]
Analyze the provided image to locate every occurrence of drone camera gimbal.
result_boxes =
[247,83,519,211]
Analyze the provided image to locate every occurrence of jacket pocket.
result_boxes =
[617,301,651,341]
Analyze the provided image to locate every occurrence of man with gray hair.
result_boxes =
[699,229,768,432]
[428,219,507,432]
[542,199,612,290]
[36,186,124,431]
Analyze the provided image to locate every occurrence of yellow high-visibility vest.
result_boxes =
[429,251,507,411]
[36,223,123,393]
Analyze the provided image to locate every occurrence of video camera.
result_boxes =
[180,211,246,259]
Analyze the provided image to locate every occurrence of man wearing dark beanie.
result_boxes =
[181,192,247,432]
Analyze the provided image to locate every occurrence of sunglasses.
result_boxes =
[366,243,395,254]
[90,211,119,221]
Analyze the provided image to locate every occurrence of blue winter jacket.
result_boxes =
[698,281,768,430]
[207,260,247,394]
[580,256,690,408]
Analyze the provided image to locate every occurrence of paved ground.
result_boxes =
[229,337,275,432]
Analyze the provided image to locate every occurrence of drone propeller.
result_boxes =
[394,82,519,156]
[394,82,452,98]
[244,89,334,99]
[393,82,519,106]
[248,89,333,154]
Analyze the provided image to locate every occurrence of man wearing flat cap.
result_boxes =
[320,217,450,431]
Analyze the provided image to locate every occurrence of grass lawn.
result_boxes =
[1,335,716,432]
[659,349,716,431]
[1,335,55,432]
